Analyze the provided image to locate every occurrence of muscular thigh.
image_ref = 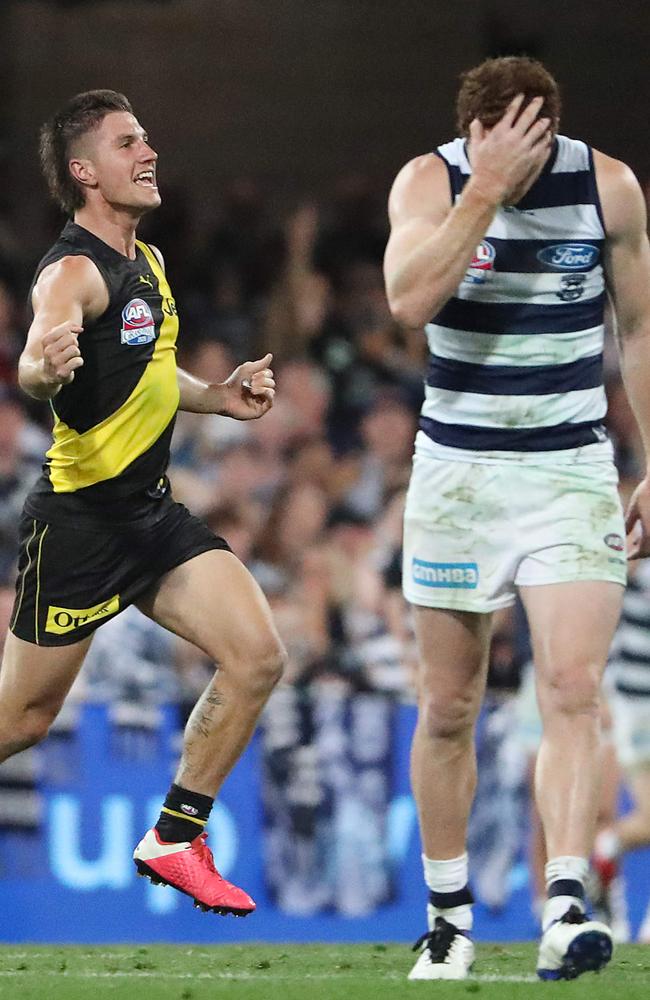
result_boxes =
[136,549,281,661]
[521,579,623,683]
[0,630,92,716]
[412,604,492,708]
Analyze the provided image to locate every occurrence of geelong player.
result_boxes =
[0,91,287,915]
[384,57,650,979]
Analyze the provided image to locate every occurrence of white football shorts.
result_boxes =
[403,454,627,612]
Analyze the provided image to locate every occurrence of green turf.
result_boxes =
[0,943,648,999]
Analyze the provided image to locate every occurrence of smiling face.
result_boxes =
[69,111,160,216]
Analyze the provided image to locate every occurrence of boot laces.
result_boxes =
[413,917,462,962]
[191,832,218,874]
[561,904,587,925]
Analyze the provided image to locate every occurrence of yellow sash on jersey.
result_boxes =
[47,242,179,493]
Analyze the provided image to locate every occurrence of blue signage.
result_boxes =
[1,704,648,944]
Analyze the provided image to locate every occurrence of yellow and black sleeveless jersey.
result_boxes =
[24,221,180,523]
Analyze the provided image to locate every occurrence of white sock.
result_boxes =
[594,828,621,861]
[542,855,588,931]
[423,852,473,932]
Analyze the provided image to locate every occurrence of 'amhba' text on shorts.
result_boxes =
[402,454,627,613]
[10,495,230,646]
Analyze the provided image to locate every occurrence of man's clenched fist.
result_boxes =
[42,321,84,385]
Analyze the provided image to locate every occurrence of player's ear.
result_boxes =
[69,157,97,190]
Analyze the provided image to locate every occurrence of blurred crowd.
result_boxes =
[0,174,649,926]
[0,175,432,717]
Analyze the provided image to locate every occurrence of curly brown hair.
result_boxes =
[456,57,561,137]
[39,90,133,216]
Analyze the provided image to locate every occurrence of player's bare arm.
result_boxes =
[597,152,650,557]
[18,255,108,400]
[177,353,275,420]
[384,94,552,328]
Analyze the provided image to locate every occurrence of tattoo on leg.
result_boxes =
[189,685,226,740]
[176,677,229,784]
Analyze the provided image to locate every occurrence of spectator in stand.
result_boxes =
[0,389,50,581]
[313,174,387,286]
[0,278,22,387]
[264,204,331,363]
[205,177,284,305]
[591,554,650,944]
[341,391,416,520]
[194,262,257,359]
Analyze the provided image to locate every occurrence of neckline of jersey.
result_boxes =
[64,220,145,265]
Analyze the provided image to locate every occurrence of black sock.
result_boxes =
[154,783,214,843]
[547,878,585,901]
[428,886,475,910]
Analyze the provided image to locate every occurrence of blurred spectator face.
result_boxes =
[329,517,373,558]
[375,489,406,547]
[288,438,335,489]
[338,261,388,323]
[0,397,24,458]
[223,176,264,227]
[209,511,256,563]
[209,264,245,312]
[249,397,295,456]
[278,359,331,437]
[216,443,264,500]
[188,340,236,382]
[361,400,416,463]
[278,482,328,551]
[0,280,16,334]
[0,586,15,650]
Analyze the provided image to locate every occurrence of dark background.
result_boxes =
[1,0,648,248]
[0,0,649,947]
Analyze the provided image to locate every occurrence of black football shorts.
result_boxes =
[10,497,230,646]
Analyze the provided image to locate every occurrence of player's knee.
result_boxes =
[243,634,287,697]
[419,691,476,741]
[0,707,53,758]
[539,662,602,718]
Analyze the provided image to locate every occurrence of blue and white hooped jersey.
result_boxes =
[609,561,650,700]
[419,134,612,464]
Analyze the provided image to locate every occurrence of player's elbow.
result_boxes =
[387,292,430,330]
[16,357,37,398]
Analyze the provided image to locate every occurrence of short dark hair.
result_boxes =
[39,89,133,215]
[456,57,561,137]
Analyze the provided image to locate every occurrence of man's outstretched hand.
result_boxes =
[220,353,276,420]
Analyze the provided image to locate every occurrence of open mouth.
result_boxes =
[134,170,157,188]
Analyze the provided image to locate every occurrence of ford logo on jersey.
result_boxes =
[536,243,600,270]
[121,298,156,345]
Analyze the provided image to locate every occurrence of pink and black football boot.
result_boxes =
[133,828,255,916]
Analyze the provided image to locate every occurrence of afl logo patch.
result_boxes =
[604,533,624,552]
[121,298,156,345]
[464,240,495,284]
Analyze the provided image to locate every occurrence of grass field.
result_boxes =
[0,943,649,1000]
